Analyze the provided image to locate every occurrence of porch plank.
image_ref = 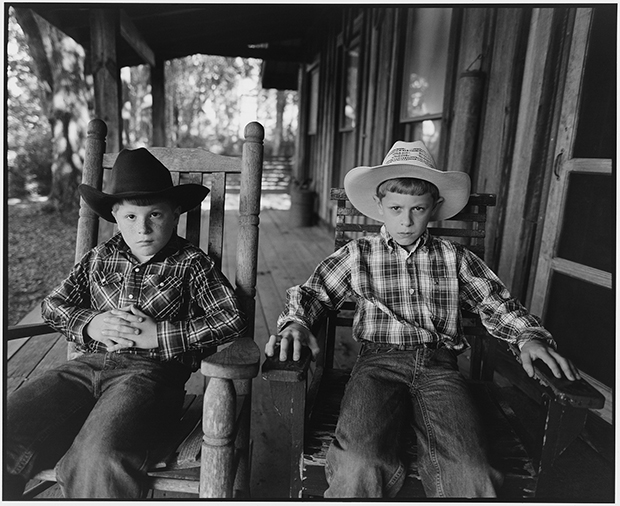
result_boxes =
[6,333,64,395]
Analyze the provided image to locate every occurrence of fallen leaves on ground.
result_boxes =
[7,201,79,325]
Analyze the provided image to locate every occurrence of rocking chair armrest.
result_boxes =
[507,343,605,410]
[6,323,55,341]
[201,337,260,380]
[261,346,313,382]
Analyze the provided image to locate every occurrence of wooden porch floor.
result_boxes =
[6,206,614,500]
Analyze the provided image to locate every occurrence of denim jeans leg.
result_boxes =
[4,358,98,499]
[325,348,408,498]
[55,354,188,498]
[410,347,502,497]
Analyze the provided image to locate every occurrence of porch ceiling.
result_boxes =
[27,4,344,67]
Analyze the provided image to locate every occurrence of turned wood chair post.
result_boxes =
[236,121,264,336]
[75,119,106,264]
[199,122,264,498]
[200,378,237,497]
[233,121,264,495]
[68,118,107,361]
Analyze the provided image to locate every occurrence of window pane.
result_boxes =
[401,8,452,120]
[545,273,614,387]
[340,47,359,130]
[557,172,614,272]
[409,120,442,161]
[573,6,616,159]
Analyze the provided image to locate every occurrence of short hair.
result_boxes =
[111,196,178,213]
[376,177,440,202]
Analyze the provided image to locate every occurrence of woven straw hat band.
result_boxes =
[382,146,437,169]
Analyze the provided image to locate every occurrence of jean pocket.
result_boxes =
[429,346,458,370]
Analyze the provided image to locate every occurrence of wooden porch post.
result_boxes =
[152,55,166,146]
[90,8,121,152]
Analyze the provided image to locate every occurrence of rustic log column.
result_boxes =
[446,70,485,174]
[90,9,120,245]
[89,9,121,152]
[151,55,166,146]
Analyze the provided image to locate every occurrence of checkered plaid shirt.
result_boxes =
[42,233,246,371]
[278,227,553,350]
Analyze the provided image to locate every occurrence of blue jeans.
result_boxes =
[324,342,503,498]
[4,353,190,498]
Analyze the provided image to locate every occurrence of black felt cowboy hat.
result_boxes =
[78,147,210,223]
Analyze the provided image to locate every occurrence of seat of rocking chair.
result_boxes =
[300,368,538,499]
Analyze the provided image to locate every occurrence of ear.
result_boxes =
[173,206,182,225]
[433,196,444,214]
[373,195,385,216]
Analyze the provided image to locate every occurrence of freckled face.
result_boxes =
[375,191,443,251]
[112,202,180,263]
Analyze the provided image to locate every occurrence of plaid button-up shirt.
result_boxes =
[278,227,553,350]
[42,233,246,371]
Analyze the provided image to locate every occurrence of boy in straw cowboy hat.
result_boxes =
[5,148,246,498]
[265,140,579,498]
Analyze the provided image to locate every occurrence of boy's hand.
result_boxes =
[265,322,320,361]
[86,305,141,352]
[119,305,159,350]
[520,339,581,381]
[87,305,159,352]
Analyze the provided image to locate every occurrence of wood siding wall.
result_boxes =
[298,6,575,298]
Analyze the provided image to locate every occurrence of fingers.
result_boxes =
[520,352,535,378]
[102,316,141,336]
[264,324,319,362]
[546,349,581,381]
[265,334,278,357]
[109,306,144,324]
[100,336,135,352]
[520,341,581,381]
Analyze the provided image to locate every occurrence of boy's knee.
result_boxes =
[56,440,146,498]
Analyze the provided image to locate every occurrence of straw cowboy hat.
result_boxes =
[344,140,471,221]
[79,147,210,223]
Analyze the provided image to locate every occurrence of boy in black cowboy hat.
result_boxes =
[265,140,579,498]
[5,148,246,498]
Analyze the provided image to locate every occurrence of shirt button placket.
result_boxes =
[127,265,141,305]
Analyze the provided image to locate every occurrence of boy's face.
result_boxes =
[112,201,181,263]
[374,191,443,251]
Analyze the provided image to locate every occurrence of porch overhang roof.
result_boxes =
[24,4,343,67]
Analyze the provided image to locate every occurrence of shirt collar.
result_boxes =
[380,226,431,254]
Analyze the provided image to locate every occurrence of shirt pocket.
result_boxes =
[142,274,185,320]
[91,271,124,309]
[418,274,459,331]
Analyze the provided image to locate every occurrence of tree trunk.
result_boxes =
[273,91,286,157]
[13,7,90,214]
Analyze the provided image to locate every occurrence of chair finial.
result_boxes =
[244,121,264,143]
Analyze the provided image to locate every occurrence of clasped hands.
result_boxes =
[86,304,158,352]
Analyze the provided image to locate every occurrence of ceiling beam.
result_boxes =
[119,9,155,67]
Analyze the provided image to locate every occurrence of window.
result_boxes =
[340,43,359,131]
[400,8,452,155]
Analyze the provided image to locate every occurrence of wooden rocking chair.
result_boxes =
[262,189,604,499]
[6,118,265,498]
